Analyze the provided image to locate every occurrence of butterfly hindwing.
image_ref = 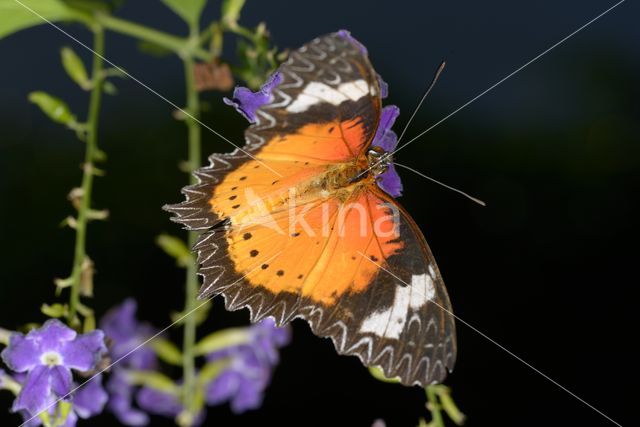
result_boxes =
[293,189,456,386]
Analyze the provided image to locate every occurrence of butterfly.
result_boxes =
[165,30,456,387]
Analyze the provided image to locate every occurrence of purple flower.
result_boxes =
[205,348,268,413]
[26,377,107,427]
[223,72,283,123]
[249,317,291,364]
[0,319,106,416]
[105,370,149,426]
[136,385,204,426]
[337,29,368,55]
[377,74,389,99]
[136,386,181,418]
[71,376,108,422]
[3,362,107,426]
[100,299,157,426]
[372,105,403,198]
[206,318,290,414]
[100,299,156,370]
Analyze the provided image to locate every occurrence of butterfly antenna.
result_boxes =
[394,162,486,206]
[396,61,446,144]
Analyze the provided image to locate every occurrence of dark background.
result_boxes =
[0,0,637,426]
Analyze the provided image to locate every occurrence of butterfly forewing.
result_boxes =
[248,32,382,157]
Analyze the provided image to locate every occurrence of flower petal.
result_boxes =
[60,329,106,371]
[12,365,51,415]
[205,370,240,406]
[377,74,389,99]
[73,375,108,419]
[100,299,138,346]
[63,411,78,427]
[230,376,264,414]
[377,163,403,198]
[1,333,40,372]
[249,319,291,364]
[18,409,42,427]
[49,365,72,397]
[36,319,77,351]
[372,106,400,152]
[371,105,403,197]
[337,29,368,55]
[223,72,283,123]
[100,299,157,369]
[136,386,181,418]
[106,370,149,426]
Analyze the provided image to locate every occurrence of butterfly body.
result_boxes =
[167,31,456,387]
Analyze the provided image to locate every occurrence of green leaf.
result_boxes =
[0,0,76,40]
[170,299,211,327]
[368,366,401,384]
[150,338,183,366]
[221,0,245,25]
[137,40,173,57]
[28,91,77,127]
[57,400,73,426]
[0,368,21,394]
[41,303,67,318]
[82,313,96,333]
[197,359,228,385]
[86,209,109,221]
[0,327,12,346]
[161,0,207,26]
[156,234,192,267]
[194,327,249,356]
[53,276,73,289]
[61,46,90,89]
[431,385,466,425]
[62,0,114,14]
[126,370,179,394]
[93,147,108,162]
[102,80,117,95]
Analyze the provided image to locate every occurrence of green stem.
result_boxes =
[426,385,445,427]
[95,13,211,61]
[180,28,202,425]
[68,27,105,325]
[225,22,257,43]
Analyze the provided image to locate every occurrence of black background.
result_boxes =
[0,0,637,426]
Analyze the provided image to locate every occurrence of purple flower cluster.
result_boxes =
[100,300,290,425]
[1,301,290,426]
[129,318,290,422]
[99,300,203,425]
[206,318,290,413]
[100,299,158,425]
[0,320,107,426]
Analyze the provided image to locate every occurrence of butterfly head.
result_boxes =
[367,146,394,176]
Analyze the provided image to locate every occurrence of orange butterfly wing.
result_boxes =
[166,31,456,386]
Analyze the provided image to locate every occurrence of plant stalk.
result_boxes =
[426,385,445,427]
[95,13,211,61]
[180,28,202,424]
[68,27,105,325]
